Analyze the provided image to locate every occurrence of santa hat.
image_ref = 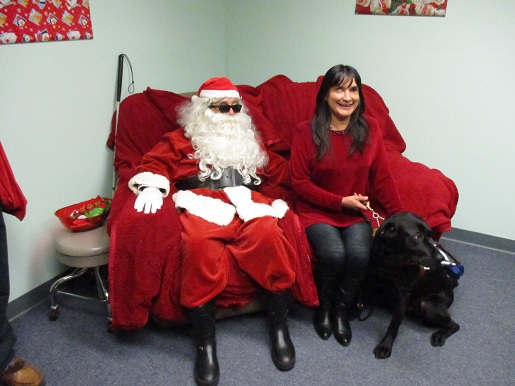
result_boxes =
[196,77,240,99]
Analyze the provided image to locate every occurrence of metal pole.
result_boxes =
[112,54,124,195]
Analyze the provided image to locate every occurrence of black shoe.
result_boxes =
[314,306,332,340]
[332,277,361,347]
[194,340,219,386]
[332,309,352,346]
[313,274,337,340]
[188,300,220,386]
[268,291,296,371]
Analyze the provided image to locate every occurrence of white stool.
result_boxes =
[49,223,112,330]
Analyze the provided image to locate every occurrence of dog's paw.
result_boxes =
[431,331,447,346]
[374,344,392,359]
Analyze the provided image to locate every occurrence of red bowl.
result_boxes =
[55,196,111,232]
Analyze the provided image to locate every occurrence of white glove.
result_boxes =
[134,187,163,214]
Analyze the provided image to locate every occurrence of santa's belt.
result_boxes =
[175,167,259,191]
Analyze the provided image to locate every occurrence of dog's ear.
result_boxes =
[423,223,432,239]
[415,217,432,239]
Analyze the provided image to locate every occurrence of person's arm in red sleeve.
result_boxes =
[0,142,27,221]
[128,130,188,213]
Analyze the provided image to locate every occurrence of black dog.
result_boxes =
[366,212,460,359]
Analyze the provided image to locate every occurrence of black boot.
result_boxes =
[313,274,337,340]
[268,291,296,371]
[188,299,220,386]
[332,277,361,347]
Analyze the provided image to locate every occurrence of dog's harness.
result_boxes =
[364,202,463,279]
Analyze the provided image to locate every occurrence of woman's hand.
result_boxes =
[341,193,369,211]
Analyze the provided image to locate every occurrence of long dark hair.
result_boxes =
[312,64,369,160]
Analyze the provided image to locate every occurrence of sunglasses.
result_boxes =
[209,104,242,113]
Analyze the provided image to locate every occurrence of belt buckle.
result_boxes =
[229,167,237,186]
[209,167,242,190]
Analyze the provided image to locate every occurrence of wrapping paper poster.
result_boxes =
[0,0,93,44]
[355,0,448,16]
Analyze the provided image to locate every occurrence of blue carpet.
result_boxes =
[9,239,515,385]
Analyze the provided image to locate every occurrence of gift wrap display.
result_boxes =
[355,0,448,16]
[0,0,93,45]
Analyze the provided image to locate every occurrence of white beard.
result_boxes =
[183,106,268,185]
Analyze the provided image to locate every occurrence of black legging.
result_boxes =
[0,207,16,371]
[306,221,372,281]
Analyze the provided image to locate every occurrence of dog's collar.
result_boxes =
[398,258,431,271]
[398,256,431,271]
[418,265,431,278]
[398,259,431,278]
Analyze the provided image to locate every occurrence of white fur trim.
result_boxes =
[271,199,289,219]
[191,95,207,103]
[199,89,240,99]
[172,190,235,226]
[223,186,251,207]
[128,172,170,197]
[224,186,289,222]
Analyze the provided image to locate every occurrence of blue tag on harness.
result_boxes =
[445,264,465,279]
[434,242,464,279]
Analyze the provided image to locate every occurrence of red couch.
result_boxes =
[106,75,458,330]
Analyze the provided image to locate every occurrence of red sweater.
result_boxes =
[289,119,404,229]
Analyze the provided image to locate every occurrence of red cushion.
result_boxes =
[258,75,322,151]
[362,84,406,153]
[237,84,285,152]
[145,88,189,129]
[108,90,176,176]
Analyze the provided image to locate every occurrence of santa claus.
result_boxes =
[128,77,296,386]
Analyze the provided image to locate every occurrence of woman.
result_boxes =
[289,64,404,346]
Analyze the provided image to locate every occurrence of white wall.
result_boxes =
[1,0,227,301]
[2,0,514,303]
[225,0,515,241]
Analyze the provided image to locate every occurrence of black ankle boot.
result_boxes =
[332,277,360,347]
[313,275,337,340]
[268,291,295,371]
[332,305,352,346]
[188,299,220,386]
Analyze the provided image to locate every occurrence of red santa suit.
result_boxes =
[129,128,297,308]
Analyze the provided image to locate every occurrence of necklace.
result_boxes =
[330,126,347,135]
